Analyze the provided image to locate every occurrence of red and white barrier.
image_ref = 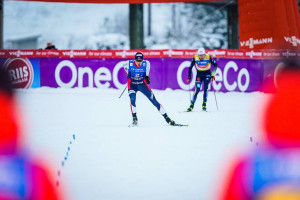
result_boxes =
[1,49,299,59]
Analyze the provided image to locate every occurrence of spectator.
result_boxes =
[218,60,300,200]
[45,42,57,50]
[0,68,66,199]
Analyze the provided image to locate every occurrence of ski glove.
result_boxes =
[186,77,191,83]
[211,73,215,81]
[146,76,150,84]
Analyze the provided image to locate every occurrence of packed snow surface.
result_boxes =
[17,88,267,200]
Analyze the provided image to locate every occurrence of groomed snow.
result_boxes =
[16,88,268,200]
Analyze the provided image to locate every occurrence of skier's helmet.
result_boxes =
[197,47,206,56]
[135,52,143,62]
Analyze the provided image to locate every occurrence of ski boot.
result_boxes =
[187,102,194,112]
[202,102,207,112]
[132,113,138,126]
[163,114,176,126]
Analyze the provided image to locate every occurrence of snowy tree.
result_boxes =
[163,3,227,49]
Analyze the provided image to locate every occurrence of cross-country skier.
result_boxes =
[123,52,179,126]
[186,47,218,111]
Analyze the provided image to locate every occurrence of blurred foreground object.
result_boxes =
[0,68,65,199]
[219,59,300,200]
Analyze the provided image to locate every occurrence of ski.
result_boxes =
[128,119,138,127]
[173,123,188,127]
[178,110,193,113]
[128,123,187,127]
[128,123,138,127]
[179,110,210,113]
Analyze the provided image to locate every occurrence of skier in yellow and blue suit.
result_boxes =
[186,47,218,112]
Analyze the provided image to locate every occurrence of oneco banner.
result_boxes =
[39,58,269,92]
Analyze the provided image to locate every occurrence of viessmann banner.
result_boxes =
[39,58,266,92]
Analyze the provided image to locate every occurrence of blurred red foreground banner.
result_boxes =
[1,49,299,59]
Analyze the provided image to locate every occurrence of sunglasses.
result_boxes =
[135,58,143,62]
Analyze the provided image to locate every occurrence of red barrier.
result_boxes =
[0,49,299,59]
[238,0,300,49]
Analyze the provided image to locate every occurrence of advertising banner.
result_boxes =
[39,58,268,92]
[0,58,40,88]
[239,0,300,49]
[0,49,291,92]
[1,49,299,59]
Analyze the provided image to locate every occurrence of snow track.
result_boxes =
[17,88,266,200]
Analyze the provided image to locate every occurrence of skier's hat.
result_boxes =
[197,47,205,55]
[135,52,143,62]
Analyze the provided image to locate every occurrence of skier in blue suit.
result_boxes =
[123,52,179,126]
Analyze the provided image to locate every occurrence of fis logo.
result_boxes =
[3,58,34,89]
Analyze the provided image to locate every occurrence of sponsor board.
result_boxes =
[8,50,35,58]
[60,50,87,58]
[1,49,299,59]
[206,50,227,58]
[40,58,265,92]
[87,50,113,58]
[2,58,35,88]
[240,37,273,49]
[284,36,300,47]
[262,50,281,58]
[245,50,263,59]
[35,50,60,57]
[0,50,296,91]
[226,50,244,58]
[281,50,297,58]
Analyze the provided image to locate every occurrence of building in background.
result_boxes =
[6,35,41,49]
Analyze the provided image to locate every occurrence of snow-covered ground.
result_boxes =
[16,88,268,200]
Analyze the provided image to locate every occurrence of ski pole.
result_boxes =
[213,89,219,111]
[188,82,191,102]
[118,85,127,98]
[211,79,219,111]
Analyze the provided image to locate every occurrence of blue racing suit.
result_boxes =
[123,60,166,116]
